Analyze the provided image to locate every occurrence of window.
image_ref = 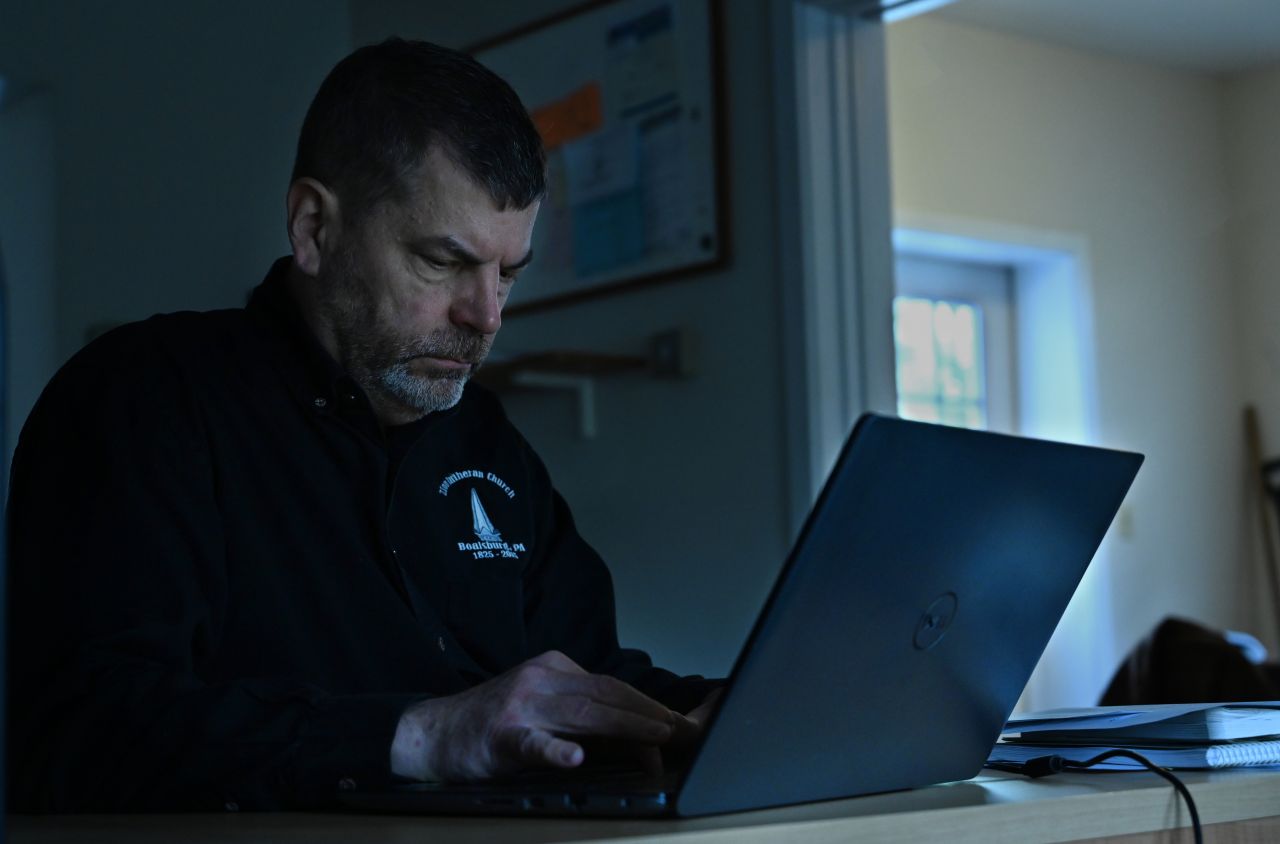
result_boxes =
[892,253,1016,433]
[893,296,986,428]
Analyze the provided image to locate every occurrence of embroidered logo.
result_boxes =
[470,489,502,542]
[438,469,515,499]
[439,469,526,561]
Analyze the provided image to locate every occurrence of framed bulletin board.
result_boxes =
[471,0,725,314]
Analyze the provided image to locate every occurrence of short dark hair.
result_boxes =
[291,38,546,218]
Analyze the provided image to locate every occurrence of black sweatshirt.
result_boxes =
[7,258,713,812]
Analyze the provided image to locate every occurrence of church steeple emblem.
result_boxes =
[470,488,503,542]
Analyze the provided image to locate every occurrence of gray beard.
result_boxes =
[373,353,473,415]
[319,247,490,417]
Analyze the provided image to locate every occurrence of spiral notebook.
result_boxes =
[990,701,1280,770]
[988,739,1280,770]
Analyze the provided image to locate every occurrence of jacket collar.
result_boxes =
[244,258,464,442]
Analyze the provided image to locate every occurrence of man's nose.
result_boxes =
[449,267,502,336]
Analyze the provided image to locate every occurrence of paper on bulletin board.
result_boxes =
[605,4,681,120]
[638,107,697,256]
[475,0,721,311]
[562,124,643,276]
[531,83,604,151]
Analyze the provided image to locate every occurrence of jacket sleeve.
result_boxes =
[6,327,418,812]
[513,427,721,715]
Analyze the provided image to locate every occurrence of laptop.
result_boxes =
[343,414,1143,817]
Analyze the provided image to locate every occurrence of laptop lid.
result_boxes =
[673,414,1142,816]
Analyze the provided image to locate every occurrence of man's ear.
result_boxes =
[286,178,341,276]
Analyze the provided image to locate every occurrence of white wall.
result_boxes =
[887,16,1255,701]
[1224,63,1280,640]
[0,0,353,362]
[351,0,792,676]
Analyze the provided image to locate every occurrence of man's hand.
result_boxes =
[686,687,723,729]
[391,650,697,782]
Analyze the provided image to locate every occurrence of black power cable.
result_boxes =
[987,749,1203,844]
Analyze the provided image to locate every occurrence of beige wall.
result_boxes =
[887,15,1263,700]
[1224,63,1280,640]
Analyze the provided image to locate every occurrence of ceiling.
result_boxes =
[933,0,1280,75]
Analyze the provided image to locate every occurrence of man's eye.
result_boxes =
[418,254,450,271]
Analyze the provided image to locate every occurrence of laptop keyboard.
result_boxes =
[494,761,672,790]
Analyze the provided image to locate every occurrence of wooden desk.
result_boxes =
[10,768,1280,844]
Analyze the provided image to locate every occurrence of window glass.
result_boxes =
[892,295,987,429]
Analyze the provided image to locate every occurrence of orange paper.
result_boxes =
[532,83,604,151]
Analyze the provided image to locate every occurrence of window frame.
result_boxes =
[771,0,903,534]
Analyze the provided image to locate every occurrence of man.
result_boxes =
[7,38,716,812]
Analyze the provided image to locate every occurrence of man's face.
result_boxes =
[315,146,538,424]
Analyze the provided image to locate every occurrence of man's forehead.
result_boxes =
[401,143,537,214]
